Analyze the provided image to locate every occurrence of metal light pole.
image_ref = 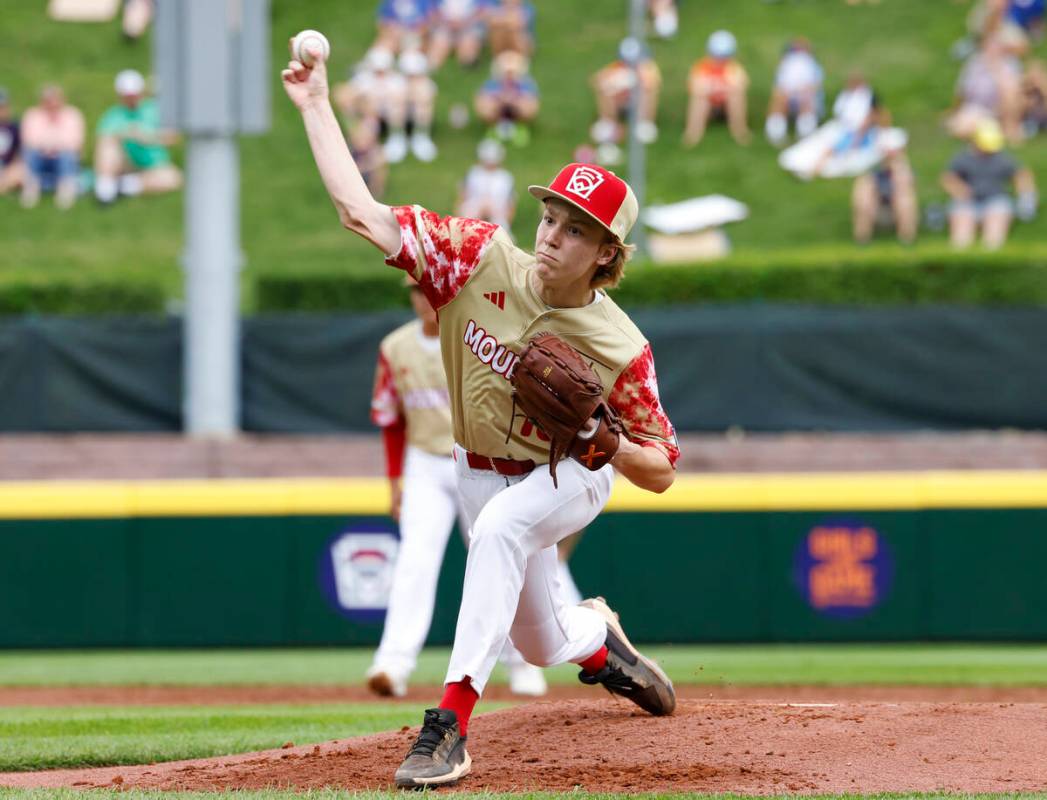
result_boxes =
[154,0,270,435]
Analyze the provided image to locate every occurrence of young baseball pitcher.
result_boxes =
[368,278,548,699]
[283,40,679,789]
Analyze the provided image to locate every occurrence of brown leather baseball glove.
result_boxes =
[509,332,624,487]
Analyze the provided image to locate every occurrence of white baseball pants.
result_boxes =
[371,446,463,679]
[445,444,613,695]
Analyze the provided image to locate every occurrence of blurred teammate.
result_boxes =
[367,278,548,699]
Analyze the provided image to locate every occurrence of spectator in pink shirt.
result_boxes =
[20,85,85,210]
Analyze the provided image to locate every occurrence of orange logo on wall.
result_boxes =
[793,520,894,618]
[807,526,878,609]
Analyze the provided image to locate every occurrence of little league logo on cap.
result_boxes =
[565,166,605,200]
[529,163,639,243]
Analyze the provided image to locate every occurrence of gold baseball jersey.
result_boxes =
[371,319,455,457]
[385,205,680,466]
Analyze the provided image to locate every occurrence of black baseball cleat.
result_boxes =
[393,707,471,789]
[577,597,677,716]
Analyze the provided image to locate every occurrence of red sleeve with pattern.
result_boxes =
[370,351,401,428]
[608,344,680,467]
[384,205,499,310]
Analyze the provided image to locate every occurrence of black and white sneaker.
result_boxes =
[393,708,471,788]
[577,597,676,716]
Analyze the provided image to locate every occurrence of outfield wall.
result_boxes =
[2,472,1046,647]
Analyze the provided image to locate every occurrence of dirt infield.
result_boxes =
[2,689,1046,793]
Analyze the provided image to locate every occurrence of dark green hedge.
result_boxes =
[0,277,167,315]
[256,252,1047,311]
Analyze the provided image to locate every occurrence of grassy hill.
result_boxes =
[1,0,1045,307]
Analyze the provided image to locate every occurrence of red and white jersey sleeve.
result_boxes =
[385,205,500,310]
[609,343,680,467]
[370,350,402,428]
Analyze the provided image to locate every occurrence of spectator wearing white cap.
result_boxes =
[0,88,23,197]
[457,138,515,233]
[93,69,181,205]
[590,39,662,157]
[683,30,751,147]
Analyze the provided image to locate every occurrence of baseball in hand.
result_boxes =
[291,29,330,67]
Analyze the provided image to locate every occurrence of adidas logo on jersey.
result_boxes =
[483,291,506,310]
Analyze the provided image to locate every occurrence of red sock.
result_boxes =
[439,678,479,737]
[578,645,608,675]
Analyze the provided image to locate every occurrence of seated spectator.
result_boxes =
[852,143,918,245]
[828,71,879,151]
[20,84,85,210]
[683,30,750,147]
[1021,58,1047,136]
[428,0,493,68]
[474,50,539,145]
[765,38,823,146]
[334,47,437,163]
[783,72,882,181]
[0,88,23,197]
[941,118,1038,249]
[590,39,661,155]
[348,116,388,200]
[486,0,535,57]
[375,0,435,54]
[94,69,182,205]
[954,0,1029,59]
[121,0,153,41]
[1008,0,1044,40]
[399,49,438,161]
[457,138,515,232]
[946,37,1023,142]
[648,0,677,39]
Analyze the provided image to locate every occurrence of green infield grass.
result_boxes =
[0,703,443,772]
[1,644,1047,687]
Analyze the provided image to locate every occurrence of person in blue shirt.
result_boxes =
[474,50,539,145]
[1008,0,1045,37]
[376,0,436,53]
[487,0,535,57]
[428,0,495,68]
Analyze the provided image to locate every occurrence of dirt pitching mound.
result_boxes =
[1,699,1045,794]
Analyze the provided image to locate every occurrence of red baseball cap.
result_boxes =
[528,163,638,244]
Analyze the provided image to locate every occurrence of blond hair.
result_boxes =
[591,238,636,289]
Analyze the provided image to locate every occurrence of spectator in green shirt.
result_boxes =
[93,69,182,205]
